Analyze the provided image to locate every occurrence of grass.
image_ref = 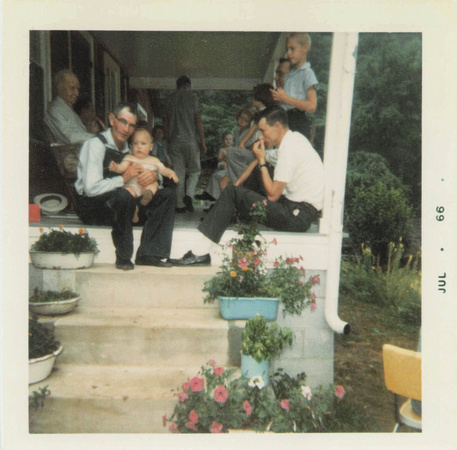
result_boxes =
[334,295,421,432]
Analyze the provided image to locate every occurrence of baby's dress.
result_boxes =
[123,155,163,197]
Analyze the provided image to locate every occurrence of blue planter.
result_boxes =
[218,297,279,320]
[241,354,270,386]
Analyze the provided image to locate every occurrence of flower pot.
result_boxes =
[29,345,63,384]
[29,296,80,315]
[219,297,279,320]
[29,251,95,270]
[241,354,270,386]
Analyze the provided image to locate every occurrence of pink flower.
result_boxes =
[183,382,190,392]
[209,359,216,366]
[243,400,252,417]
[310,275,320,286]
[262,199,267,206]
[299,280,303,286]
[253,257,261,267]
[280,399,290,412]
[272,238,277,245]
[273,261,280,267]
[189,376,204,392]
[214,385,228,403]
[169,423,179,433]
[175,392,188,402]
[186,421,197,431]
[238,258,249,269]
[310,292,316,301]
[299,255,303,260]
[252,203,256,208]
[227,242,232,248]
[310,301,316,311]
[335,385,346,399]
[210,421,223,433]
[214,367,224,377]
[189,409,199,424]
[162,415,167,427]
[300,266,305,274]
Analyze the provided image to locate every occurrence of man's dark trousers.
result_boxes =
[77,187,176,261]
[197,185,318,244]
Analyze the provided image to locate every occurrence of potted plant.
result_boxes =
[30,226,99,269]
[203,200,320,320]
[241,315,293,386]
[29,316,63,384]
[29,287,81,315]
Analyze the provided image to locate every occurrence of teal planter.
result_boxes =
[218,297,279,320]
[241,354,270,386]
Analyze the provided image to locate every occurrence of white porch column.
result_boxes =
[320,33,359,334]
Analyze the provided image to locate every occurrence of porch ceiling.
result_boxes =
[90,31,287,91]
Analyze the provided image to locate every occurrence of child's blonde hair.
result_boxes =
[287,32,311,50]
[133,127,153,141]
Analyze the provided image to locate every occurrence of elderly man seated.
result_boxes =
[44,70,95,144]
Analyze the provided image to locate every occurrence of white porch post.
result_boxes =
[320,33,359,334]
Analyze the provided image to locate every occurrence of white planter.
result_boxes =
[29,296,80,315]
[29,251,95,269]
[29,345,63,384]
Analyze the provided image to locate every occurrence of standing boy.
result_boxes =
[271,32,318,139]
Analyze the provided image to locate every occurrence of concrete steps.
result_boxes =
[29,264,245,433]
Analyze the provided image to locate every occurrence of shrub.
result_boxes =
[29,317,60,359]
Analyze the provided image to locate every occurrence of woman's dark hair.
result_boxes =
[253,83,276,107]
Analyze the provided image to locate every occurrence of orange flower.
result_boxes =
[59,225,64,229]
[230,271,237,277]
[39,227,44,233]
[79,228,85,234]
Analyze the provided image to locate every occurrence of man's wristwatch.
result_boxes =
[259,164,268,169]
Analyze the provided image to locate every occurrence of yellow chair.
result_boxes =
[382,343,422,432]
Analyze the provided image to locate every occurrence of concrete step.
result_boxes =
[30,263,221,308]
[29,363,242,433]
[53,306,240,367]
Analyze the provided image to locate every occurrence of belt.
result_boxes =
[282,196,320,216]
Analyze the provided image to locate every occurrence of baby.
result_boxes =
[110,127,178,222]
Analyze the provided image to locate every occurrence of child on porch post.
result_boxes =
[109,127,178,223]
[271,32,318,140]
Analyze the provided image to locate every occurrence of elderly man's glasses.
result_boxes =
[114,115,137,131]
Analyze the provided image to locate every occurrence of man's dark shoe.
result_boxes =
[183,195,194,212]
[135,255,173,268]
[176,207,187,213]
[195,192,215,202]
[115,258,134,271]
[169,250,211,267]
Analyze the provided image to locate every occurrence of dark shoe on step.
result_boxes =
[195,192,215,201]
[169,250,211,267]
[175,206,187,213]
[183,195,194,212]
[135,255,173,268]
[115,258,134,271]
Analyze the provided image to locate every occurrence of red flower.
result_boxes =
[280,399,290,412]
[214,367,224,377]
[183,382,190,392]
[189,376,204,392]
[300,266,305,274]
[186,421,197,431]
[272,238,277,245]
[243,400,252,417]
[310,292,316,301]
[169,423,179,433]
[238,258,249,269]
[162,415,167,427]
[175,392,188,402]
[310,301,316,311]
[311,275,320,286]
[189,409,199,424]
[210,421,223,433]
[214,385,228,403]
[253,257,261,267]
[273,261,280,267]
[335,385,346,399]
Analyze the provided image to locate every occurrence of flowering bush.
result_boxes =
[31,226,99,256]
[203,201,319,317]
[163,360,346,433]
